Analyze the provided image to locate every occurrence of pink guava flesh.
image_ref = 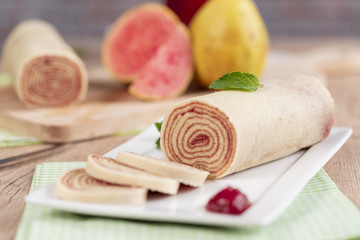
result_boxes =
[130,26,192,99]
[107,10,178,78]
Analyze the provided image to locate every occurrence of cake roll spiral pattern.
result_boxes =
[55,168,147,204]
[1,19,88,108]
[59,168,111,191]
[161,102,236,178]
[161,75,334,179]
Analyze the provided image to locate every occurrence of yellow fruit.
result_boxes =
[190,0,269,88]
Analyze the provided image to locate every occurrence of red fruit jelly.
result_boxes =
[206,186,251,215]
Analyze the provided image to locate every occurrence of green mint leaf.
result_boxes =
[155,121,162,132]
[155,138,161,150]
[155,121,163,150]
[209,71,262,91]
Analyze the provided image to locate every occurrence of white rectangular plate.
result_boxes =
[26,126,352,227]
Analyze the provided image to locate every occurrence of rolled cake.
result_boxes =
[116,151,209,187]
[160,74,334,179]
[1,19,88,108]
[86,154,180,194]
[55,168,147,204]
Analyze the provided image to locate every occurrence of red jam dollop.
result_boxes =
[206,186,251,215]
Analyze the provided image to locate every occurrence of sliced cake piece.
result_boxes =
[116,151,209,187]
[55,168,147,205]
[86,154,179,195]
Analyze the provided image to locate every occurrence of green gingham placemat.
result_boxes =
[15,162,360,240]
[0,128,42,147]
[0,73,11,87]
[0,129,142,148]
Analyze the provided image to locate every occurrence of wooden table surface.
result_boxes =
[1,37,360,240]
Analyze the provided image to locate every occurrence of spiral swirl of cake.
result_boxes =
[55,168,147,204]
[1,19,88,108]
[161,75,334,179]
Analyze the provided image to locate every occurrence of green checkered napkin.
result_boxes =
[0,129,142,148]
[0,73,11,87]
[15,162,360,240]
[0,128,42,147]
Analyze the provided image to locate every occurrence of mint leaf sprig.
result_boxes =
[155,121,162,131]
[209,71,263,91]
[155,121,162,150]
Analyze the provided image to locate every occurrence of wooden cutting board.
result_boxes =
[1,45,359,143]
[0,81,205,143]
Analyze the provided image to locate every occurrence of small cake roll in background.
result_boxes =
[1,19,88,108]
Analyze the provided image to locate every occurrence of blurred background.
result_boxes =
[1,0,360,49]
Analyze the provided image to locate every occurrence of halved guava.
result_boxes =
[102,3,193,100]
